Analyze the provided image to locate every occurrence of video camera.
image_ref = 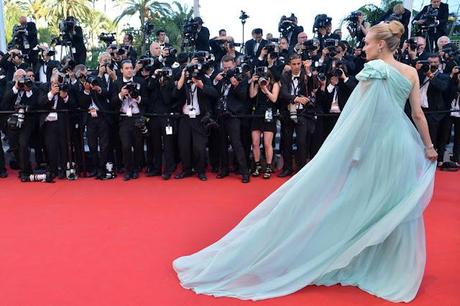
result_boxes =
[182,18,201,48]
[324,38,339,56]
[417,59,437,74]
[419,6,439,29]
[99,32,116,46]
[406,38,418,51]
[7,104,28,130]
[313,14,332,33]
[185,63,203,79]
[278,14,297,37]
[442,43,460,59]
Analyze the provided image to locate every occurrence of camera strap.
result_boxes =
[186,83,197,108]
[14,91,24,107]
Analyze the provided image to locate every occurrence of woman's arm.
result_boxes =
[261,82,280,103]
[408,69,438,161]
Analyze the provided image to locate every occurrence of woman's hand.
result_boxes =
[425,146,438,162]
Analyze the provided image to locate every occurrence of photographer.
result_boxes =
[79,74,112,179]
[155,30,171,49]
[60,16,87,65]
[249,66,280,179]
[440,42,459,74]
[144,67,177,180]
[9,16,38,63]
[112,60,146,181]
[38,74,75,179]
[245,28,269,60]
[413,0,449,52]
[0,49,29,82]
[34,47,60,84]
[312,14,333,50]
[378,4,411,44]
[446,67,460,166]
[122,34,138,65]
[416,54,450,165]
[346,11,369,46]
[213,55,250,183]
[278,14,304,50]
[1,69,39,180]
[174,57,218,181]
[278,54,316,177]
[193,17,210,52]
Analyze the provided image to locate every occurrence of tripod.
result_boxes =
[239,10,249,54]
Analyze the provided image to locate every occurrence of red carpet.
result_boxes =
[0,170,458,306]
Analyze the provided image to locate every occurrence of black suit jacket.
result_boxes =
[195,27,210,51]
[414,3,449,36]
[337,77,358,110]
[37,84,76,126]
[175,76,218,115]
[111,76,146,113]
[214,77,249,115]
[419,71,450,120]
[279,70,316,117]
[245,39,269,59]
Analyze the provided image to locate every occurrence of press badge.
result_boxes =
[165,125,173,135]
[47,112,58,121]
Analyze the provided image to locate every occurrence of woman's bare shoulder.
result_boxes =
[392,61,418,84]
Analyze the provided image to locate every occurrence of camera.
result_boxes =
[125,82,141,99]
[7,104,28,130]
[442,43,459,59]
[406,38,418,50]
[17,76,33,89]
[332,61,346,78]
[278,14,297,37]
[324,38,339,57]
[85,75,101,87]
[99,32,116,46]
[59,19,76,34]
[66,162,78,180]
[143,21,155,36]
[303,39,320,52]
[134,116,149,135]
[182,18,200,47]
[59,58,76,74]
[313,14,332,33]
[419,6,439,29]
[254,66,269,86]
[154,67,173,78]
[185,63,203,79]
[11,24,29,50]
[58,83,71,91]
[264,44,276,54]
[222,66,246,82]
[239,10,249,23]
[138,56,161,71]
[201,113,219,131]
[318,72,327,82]
[164,47,178,57]
[417,60,438,74]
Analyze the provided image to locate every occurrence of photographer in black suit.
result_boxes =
[79,75,112,179]
[34,47,60,84]
[278,54,315,177]
[174,58,218,181]
[38,74,75,179]
[112,60,145,181]
[1,69,39,180]
[413,0,449,52]
[145,67,178,180]
[245,28,268,59]
[416,54,450,165]
[0,49,29,82]
[60,16,87,65]
[213,55,250,183]
[194,17,211,52]
[9,16,38,64]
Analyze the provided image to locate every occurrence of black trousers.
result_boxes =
[178,116,208,174]
[218,116,249,174]
[425,113,449,162]
[148,117,176,175]
[108,118,123,170]
[119,116,144,173]
[0,129,5,172]
[86,116,110,171]
[6,120,34,175]
[450,116,460,162]
[280,116,309,171]
[43,119,69,175]
[207,127,220,171]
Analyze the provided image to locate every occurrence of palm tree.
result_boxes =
[115,0,171,53]
[152,1,193,48]
[44,0,93,22]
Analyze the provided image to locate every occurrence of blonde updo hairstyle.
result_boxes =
[369,21,405,52]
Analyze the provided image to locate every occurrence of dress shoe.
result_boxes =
[162,173,171,180]
[123,173,131,181]
[277,169,293,178]
[58,170,66,180]
[131,171,139,179]
[87,170,98,178]
[175,171,193,179]
[216,171,229,179]
[242,174,250,183]
[198,173,208,181]
[0,170,7,178]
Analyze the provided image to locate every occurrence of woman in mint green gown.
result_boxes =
[173,21,438,303]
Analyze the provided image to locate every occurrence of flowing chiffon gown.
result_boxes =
[172,59,436,303]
